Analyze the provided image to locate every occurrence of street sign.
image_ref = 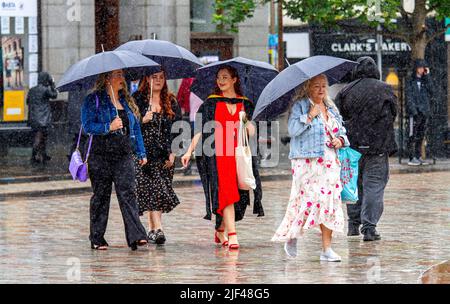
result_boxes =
[445,17,450,42]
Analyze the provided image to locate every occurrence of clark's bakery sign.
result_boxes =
[312,33,412,65]
[0,0,37,17]
[331,39,411,54]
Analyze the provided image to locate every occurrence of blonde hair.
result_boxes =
[291,74,339,113]
[95,72,141,119]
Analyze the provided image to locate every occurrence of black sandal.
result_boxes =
[91,242,108,250]
[130,240,148,251]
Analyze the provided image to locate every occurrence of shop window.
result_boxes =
[190,0,216,33]
[1,1,39,124]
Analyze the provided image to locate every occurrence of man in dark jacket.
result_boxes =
[405,59,432,166]
[27,72,58,164]
[335,56,398,241]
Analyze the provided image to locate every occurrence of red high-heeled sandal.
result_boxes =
[215,229,228,246]
[228,232,240,250]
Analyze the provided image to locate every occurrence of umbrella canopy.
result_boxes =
[116,39,203,79]
[252,55,358,121]
[190,57,278,102]
[56,50,161,92]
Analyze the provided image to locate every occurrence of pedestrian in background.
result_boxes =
[181,65,264,250]
[335,56,397,242]
[272,74,349,262]
[133,70,182,245]
[27,72,58,165]
[406,59,433,166]
[81,69,148,251]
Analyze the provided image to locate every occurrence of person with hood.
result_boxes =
[334,56,397,242]
[405,59,433,166]
[27,72,58,164]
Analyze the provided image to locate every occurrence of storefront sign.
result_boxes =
[312,33,412,66]
[0,0,37,17]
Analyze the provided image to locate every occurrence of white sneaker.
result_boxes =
[284,239,298,258]
[419,158,429,166]
[408,158,421,166]
[320,248,341,262]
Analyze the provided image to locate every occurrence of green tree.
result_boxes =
[281,0,450,61]
[214,0,450,61]
[212,0,258,33]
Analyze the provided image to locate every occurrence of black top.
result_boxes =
[118,109,130,136]
[132,91,182,161]
[90,111,132,159]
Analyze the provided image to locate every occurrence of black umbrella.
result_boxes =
[252,55,358,121]
[190,57,279,102]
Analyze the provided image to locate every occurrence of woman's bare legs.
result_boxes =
[150,211,162,230]
[320,224,332,251]
[223,204,238,246]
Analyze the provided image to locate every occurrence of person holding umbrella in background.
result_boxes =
[132,70,182,245]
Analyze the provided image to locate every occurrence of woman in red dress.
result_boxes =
[182,66,263,250]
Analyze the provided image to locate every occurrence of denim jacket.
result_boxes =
[81,90,147,160]
[288,98,349,159]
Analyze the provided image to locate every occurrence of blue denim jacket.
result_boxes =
[81,90,147,160]
[288,98,350,159]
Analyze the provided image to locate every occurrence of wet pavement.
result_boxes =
[0,171,450,283]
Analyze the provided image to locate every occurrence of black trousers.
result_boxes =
[31,127,49,162]
[407,113,428,160]
[88,153,147,247]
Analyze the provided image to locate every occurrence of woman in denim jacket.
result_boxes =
[272,74,349,262]
[81,69,148,251]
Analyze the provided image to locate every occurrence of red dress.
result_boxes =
[214,101,243,216]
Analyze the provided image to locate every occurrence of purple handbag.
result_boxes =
[69,96,98,182]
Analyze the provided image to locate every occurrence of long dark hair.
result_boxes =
[138,71,175,119]
[213,65,243,96]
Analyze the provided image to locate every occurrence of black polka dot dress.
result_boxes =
[134,110,180,216]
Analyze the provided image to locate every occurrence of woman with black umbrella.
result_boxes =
[181,65,264,250]
[132,70,182,245]
[81,69,148,251]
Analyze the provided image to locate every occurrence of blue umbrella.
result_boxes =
[252,55,358,121]
[116,39,203,79]
[56,50,161,92]
[190,57,279,102]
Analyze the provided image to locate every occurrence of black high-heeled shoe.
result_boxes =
[130,239,148,251]
[91,242,108,250]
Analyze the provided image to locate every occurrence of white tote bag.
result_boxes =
[235,111,256,190]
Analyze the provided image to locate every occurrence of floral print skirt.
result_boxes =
[272,146,344,242]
